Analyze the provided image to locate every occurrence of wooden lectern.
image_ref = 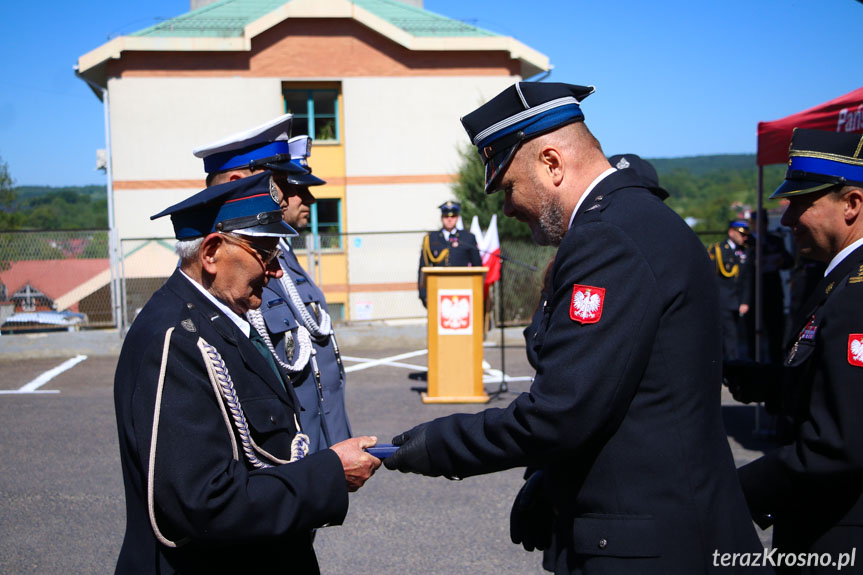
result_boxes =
[421,266,489,403]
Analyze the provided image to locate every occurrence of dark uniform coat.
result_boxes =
[738,243,863,569]
[412,169,765,574]
[709,238,753,360]
[114,270,348,574]
[417,228,482,305]
[259,247,351,453]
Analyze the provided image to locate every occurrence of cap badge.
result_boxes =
[269,177,280,204]
[570,284,605,324]
[849,335,863,367]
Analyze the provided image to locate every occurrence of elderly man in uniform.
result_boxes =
[417,201,483,307]
[726,128,863,571]
[193,115,351,454]
[709,220,754,360]
[114,172,380,574]
[384,82,765,574]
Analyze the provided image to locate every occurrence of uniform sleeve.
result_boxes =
[422,220,662,477]
[739,283,863,515]
[132,330,348,543]
[418,237,428,305]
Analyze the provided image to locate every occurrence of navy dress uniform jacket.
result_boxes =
[709,238,753,312]
[417,229,483,304]
[114,270,348,574]
[259,247,351,453]
[738,244,863,565]
[415,169,765,574]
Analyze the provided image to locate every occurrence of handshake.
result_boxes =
[722,360,783,407]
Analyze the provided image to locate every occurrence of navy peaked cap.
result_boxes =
[461,82,595,193]
[729,220,750,232]
[151,171,297,240]
[771,129,863,199]
[439,201,461,216]
[607,153,669,200]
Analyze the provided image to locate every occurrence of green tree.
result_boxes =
[450,145,531,240]
[0,157,18,232]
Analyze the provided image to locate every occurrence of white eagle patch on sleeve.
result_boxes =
[850,335,863,367]
[569,284,606,325]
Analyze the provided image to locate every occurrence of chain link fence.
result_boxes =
[0,228,730,334]
[0,230,113,333]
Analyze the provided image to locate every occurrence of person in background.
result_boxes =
[747,209,794,363]
[193,115,351,453]
[417,201,482,307]
[709,220,753,360]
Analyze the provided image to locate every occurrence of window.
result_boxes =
[284,89,339,143]
[293,199,343,251]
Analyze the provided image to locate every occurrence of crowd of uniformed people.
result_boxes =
[112,82,863,574]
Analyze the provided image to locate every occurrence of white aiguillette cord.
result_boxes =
[147,328,310,548]
[246,308,312,375]
[277,239,346,383]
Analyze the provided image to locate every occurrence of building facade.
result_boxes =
[76,0,549,321]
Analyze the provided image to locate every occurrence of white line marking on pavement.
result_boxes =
[0,355,87,395]
[342,350,429,373]
[482,368,533,384]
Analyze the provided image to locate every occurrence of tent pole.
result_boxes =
[754,165,764,434]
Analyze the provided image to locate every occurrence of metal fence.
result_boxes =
[0,228,731,333]
[0,230,113,333]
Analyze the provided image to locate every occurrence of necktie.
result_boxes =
[248,329,287,391]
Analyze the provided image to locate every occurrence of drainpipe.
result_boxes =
[74,68,127,335]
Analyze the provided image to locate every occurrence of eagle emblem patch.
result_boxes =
[570,284,605,324]
[849,334,863,367]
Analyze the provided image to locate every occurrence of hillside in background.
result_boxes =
[3,154,788,233]
[648,154,787,236]
[1,185,108,230]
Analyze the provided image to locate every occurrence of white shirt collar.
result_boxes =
[179,269,251,337]
[568,168,617,229]
[824,236,863,277]
[727,239,738,249]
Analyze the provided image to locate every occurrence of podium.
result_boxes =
[421,266,489,403]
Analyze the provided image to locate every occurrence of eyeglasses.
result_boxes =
[220,233,282,265]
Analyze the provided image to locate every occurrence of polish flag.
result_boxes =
[470,215,501,298]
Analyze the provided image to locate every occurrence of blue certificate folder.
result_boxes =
[365,444,399,459]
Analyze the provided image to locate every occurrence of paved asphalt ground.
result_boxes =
[0,326,776,574]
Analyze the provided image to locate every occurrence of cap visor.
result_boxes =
[484,142,522,194]
[287,173,327,186]
[261,159,308,175]
[234,220,298,238]
[769,179,837,199]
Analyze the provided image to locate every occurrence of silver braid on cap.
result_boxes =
[246,308,312,374]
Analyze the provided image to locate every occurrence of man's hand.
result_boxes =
[383,423,438,476]
[738,303,750,316]
[329,436,382,492]
[510,470,554,552]
[723,360,768,404]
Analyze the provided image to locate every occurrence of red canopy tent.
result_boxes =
[749,87,863,366]
[757,86,863,166]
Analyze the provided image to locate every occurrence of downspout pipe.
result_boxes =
[74,68,127,335]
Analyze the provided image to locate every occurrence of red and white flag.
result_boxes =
[470,215,501,298]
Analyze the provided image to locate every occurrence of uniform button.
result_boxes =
[598,538,607,549]
[186,302,195,309]
[269,415,277,424]
[595,195,604,201]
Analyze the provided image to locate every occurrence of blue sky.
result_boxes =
[0,0,860,186]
